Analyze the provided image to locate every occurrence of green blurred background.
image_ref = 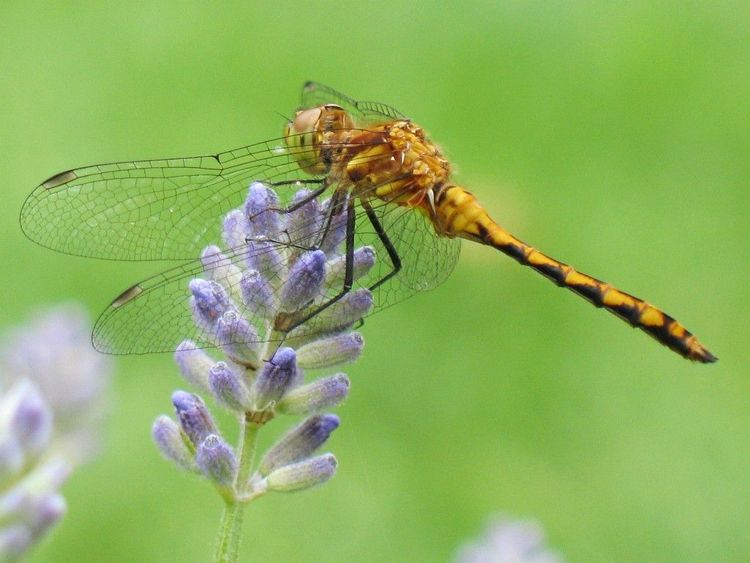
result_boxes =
[2,1,748,561]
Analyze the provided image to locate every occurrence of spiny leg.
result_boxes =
[247,180,333,252]
[262,187,348,253]
[268,178,327,214]
[360,198,402,290]
[274,192,357,332]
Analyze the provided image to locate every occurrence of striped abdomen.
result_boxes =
[431,185,717,363]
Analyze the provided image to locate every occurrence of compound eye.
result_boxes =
[290,108,322,136]
[284,108,324,174]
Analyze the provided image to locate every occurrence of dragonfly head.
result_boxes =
[284,104,353,174]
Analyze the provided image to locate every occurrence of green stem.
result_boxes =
[213,501,244,563]
[236,413,261,496]
[213,413,262,562]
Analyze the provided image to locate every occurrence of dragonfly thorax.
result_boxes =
[347,120,453,215]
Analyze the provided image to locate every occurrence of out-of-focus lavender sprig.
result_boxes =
[0,305,110,560]
[0,381,71,560]
[0,304,113,465]
[152,182,373,561]
[455,515,565,563]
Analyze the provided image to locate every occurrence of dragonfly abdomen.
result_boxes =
[432,185,717,363]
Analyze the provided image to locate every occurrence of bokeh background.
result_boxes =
[3,2,748,561]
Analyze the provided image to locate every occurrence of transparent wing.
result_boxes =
[352,197,461,307]
[20,133,382,261]
[301,81,408,125]
[92,193,460,355]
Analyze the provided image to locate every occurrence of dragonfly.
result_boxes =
[20,82,716,363]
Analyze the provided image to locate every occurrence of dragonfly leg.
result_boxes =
[265,187,347,253]
[275,193,356,332]
[268,179,327,214]
[360,198,402,290]
[314,188,348,248]
[247,181,335,253]
[247,179,327,229]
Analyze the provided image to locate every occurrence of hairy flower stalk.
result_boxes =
[152,182,373,562]
[0,306,112,560]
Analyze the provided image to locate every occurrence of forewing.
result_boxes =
[20,134,378,261]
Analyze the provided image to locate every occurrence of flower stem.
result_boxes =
[236,412,261,496]
[213,501,244,563]
[213,412,261,562]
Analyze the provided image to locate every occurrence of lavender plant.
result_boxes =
[455,515,564,563]
[152,182,374,562]
[1,304,112,464]
[0,306,112,560]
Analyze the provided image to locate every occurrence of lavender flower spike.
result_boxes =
[0,382,71,561]
[0,304,113,465]
[0,304,112,560]
[455,515,565,563]
[154,182,375,561]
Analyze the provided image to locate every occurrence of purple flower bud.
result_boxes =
[189,279,235,332]
[28,493,66,533]
[277,374,350,416]
[174,341,214,395]
[296,333,364,369]
[325,246,376,287]
[152,415,195,470]
[196,435,237,487]
[222,209,251,249]
[171,391,218,447]
[0,525,31,558]
[208,362,251,412]
[200,245,228,272]
[244,182,283,239]
[263,453,337,493]
[0,438,24,480]
[286,189,322,249]
[319,197,348,256]
[258,414,340,475]
[215,311,260,367]
[244,240,285,281]
[279,250,327,312]
[240,269,276,321]
[318,289,373,329]
[250,348,300,410]
[7,381,52,460]
[200,246,242,290]
[290,290,373,343]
